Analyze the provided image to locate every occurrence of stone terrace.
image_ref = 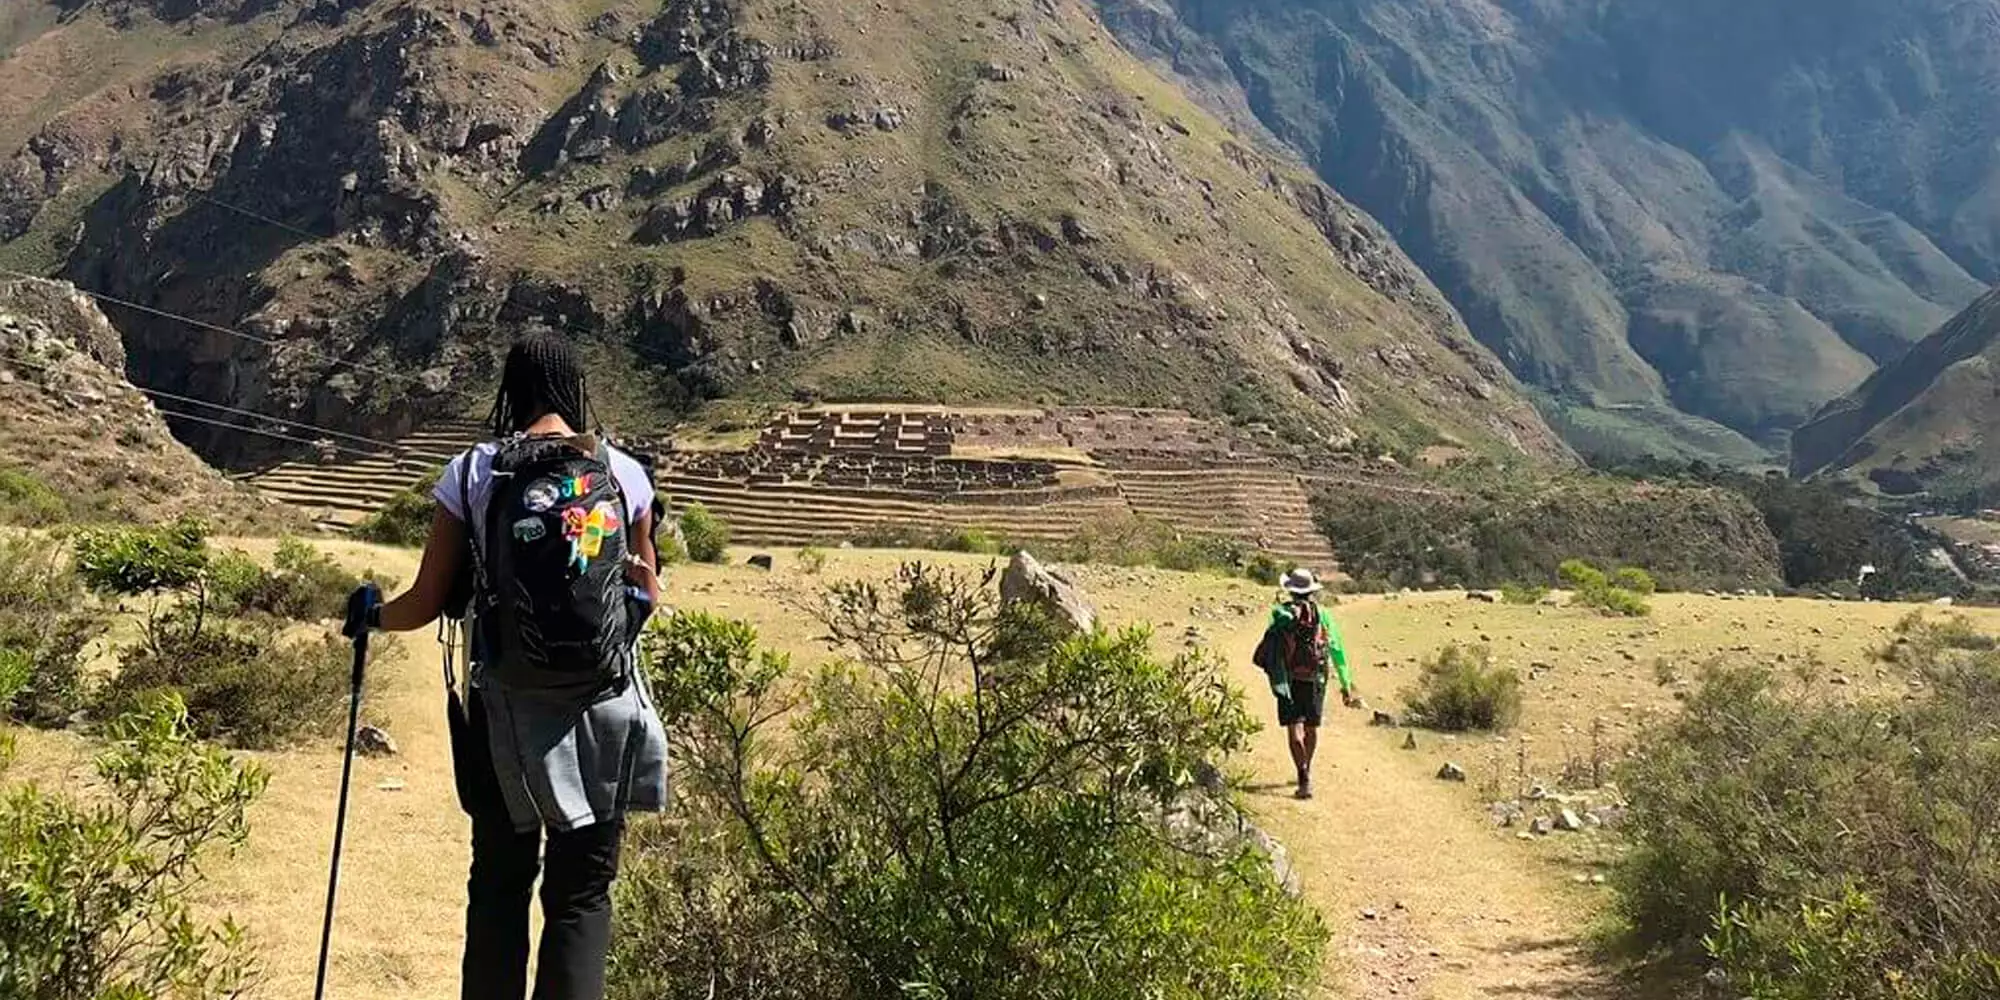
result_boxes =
[649,407,1337,570]
[261,408,1342,572]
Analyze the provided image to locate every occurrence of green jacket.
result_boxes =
[1254,601,1351,700]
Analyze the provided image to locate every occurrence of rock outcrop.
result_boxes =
[1000,550,1097,634]
[0,277,291,526]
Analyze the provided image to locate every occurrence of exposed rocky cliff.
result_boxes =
[0,275,290,524]
[0,0,1568,468]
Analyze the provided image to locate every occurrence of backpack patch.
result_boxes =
[561,500,623,572]
[521,479,562,513]
[511,517,547,542]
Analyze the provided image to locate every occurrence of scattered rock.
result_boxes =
[376,778,406,792]
[1360,907,1378,921]
[1370,710,1398,728]
[355,725,398,757]
[1436,761,1467,782]
[1556,808,1585,832]
[1401,732,1417,751]
[747,553,774,570]
[1000,550,1096,634]
[1465,591,1496,603]
[1529,816,1553,836]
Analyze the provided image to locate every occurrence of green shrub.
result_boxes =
[679,503,731,563]
[0,536,104,727]
[1560,558,1652,617]
[1499,582,1548,605]
[99,614,357,749]
[349,469,441,547]
[796,546,828,574]
[1400,644,1523,731]
[0,466,66,526]
[619,567,1326,1000]
[72,516,210,596]
[1612,566,1658,595]
[1558,558,1607,592]
[1240,551,1297,586]
[940,526,1005,555]
[1615,650,2000,998]
[205,548,266,610]
[0,695,264,998]
[245,537,363,621]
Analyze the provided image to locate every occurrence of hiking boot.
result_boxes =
[1295,773,1314,800]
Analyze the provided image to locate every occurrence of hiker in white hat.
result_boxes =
[1251,568,1355,799]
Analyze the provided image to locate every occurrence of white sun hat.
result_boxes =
[1280,568,1323,596]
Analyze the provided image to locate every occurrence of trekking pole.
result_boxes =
[314,625,368,1000]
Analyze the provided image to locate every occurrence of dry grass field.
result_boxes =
[12,540,1995,999]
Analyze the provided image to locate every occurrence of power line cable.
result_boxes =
[0,265,422,385]
[147,405,397,459]
[0,353,401,452]
[15,370,395,459]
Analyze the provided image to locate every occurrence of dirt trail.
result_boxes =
[43,546,1974,998]
[1197,601,1622,1000]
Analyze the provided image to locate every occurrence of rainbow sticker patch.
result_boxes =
[562,501,623,572]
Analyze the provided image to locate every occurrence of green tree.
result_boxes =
[616,565,1326,1000]
[0,695,267,998]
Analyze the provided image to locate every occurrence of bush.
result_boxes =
[0,695,264,998]
[1614,650,2000,998]
[243,537,364,621]
[1612,566,1658,595]
[1400,644,1523,731]
[796,546,828,574]
[0,536,104,727]
[679,502,731,563]
[72,516,210,596]
[0,465,66,526]
[99,613,357,749]
[1499,582,1548,605]
[1558,558,1606,592]
[619,567,1327,1000]
[205,548,267,610]
[1561,558,1652,617]
[939,526,1004,554]
[349,468,441,547]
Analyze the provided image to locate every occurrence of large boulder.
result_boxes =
[1000,550,1095,634]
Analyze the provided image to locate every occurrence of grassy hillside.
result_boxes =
[1793,285,2000,506]
[1100,0,2000,462]
[0,0,1567,468]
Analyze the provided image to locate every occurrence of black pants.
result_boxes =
[454,688,625,1000]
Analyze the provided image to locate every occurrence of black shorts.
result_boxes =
[1277,679,1324,727]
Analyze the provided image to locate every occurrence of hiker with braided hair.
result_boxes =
[344,332,667,1000]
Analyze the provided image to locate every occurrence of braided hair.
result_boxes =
[487,332,592,438]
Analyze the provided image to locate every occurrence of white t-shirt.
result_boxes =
[434,441,655,540]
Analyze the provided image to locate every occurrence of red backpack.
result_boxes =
[1282,602,1327,682]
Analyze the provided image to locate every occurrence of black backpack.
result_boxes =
[466,434,633,696]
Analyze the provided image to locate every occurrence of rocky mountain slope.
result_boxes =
[0,0,1566,469]
[1099,0,2000,462]
[1791,285,2000,501]
[0,275,288,524]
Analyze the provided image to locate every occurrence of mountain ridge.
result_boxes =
[0,0,1567,470]
[1096,0,2000,463]
[1792,284,2000,500]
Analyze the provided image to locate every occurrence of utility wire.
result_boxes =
[0,353,401,451]
[0,265,422,385]
[147,405,398,460]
